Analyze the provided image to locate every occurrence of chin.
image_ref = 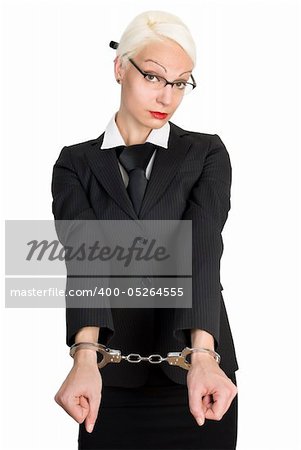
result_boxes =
[147,116,170,127]
[151,122,167,129]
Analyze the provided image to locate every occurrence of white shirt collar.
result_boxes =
[100,111,170,149]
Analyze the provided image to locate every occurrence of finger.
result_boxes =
[202,394,213,411]
[188,387,207,425]
[85,394,101,433]
[61,395,90,423]
[205,390,229,421]
[79,395,90,409]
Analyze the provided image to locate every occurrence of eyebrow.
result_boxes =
[143,59,193,76]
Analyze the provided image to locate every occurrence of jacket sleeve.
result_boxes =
[173,134,232,352]
[51,146,115,347]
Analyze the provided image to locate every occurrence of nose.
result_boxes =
[156,84,174,105]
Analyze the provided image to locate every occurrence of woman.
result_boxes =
[52,10,239,450]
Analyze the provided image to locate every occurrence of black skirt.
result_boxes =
[78,364,238,450]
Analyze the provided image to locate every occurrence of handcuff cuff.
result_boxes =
[69,342,221,370]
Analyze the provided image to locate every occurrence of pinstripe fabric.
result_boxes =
[51,121,239,387]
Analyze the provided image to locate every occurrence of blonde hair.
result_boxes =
[115,10,196,69]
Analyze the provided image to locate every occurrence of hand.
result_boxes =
[187,353,238,426]
[54,353,102,433]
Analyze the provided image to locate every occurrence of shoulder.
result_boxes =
[54,132,105,164]
[62,132,105,153]
[169,121,228,154]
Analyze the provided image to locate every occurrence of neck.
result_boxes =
[115,108,152,146]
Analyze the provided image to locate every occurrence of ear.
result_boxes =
[114,55,127,83]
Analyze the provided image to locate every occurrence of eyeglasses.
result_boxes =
[127,58,197,95]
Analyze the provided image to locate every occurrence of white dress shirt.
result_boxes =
[100,111,170,187]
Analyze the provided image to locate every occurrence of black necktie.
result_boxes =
[115,142,156,215]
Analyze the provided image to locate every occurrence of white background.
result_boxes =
[1,0,300,449]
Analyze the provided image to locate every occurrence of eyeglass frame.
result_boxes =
[127,57,197,94]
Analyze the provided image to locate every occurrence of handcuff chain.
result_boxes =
[69,342,221,371]
[123,353,166,364]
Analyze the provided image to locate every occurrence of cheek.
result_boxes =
[124,83,153,108]
[174,96,184,109]
[124,82,142,100]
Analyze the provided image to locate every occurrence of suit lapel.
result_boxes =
[139,123,192,218]
[85,140,137,219]
[85,121,193,219]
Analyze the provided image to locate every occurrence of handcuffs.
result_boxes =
[69,342,221,370]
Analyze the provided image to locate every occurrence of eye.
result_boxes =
[175,81,187,89]
[145,74,160,83]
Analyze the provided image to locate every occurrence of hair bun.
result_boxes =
[109,41,119,49]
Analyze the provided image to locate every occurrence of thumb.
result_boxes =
[85,395,101,433]
[75,395,90,422]
[188,389,206,426]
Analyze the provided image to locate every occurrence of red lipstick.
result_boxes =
[149,111,168,120]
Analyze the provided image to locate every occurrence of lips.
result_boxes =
[149,111,168,120]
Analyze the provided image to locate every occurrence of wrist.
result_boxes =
[73,348,98,365]
[190,351,217,366]
[70,342,100,365]
[190,329,215,350]
[188,346,221,366]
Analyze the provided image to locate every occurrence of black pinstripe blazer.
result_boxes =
[51,121,239,387]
